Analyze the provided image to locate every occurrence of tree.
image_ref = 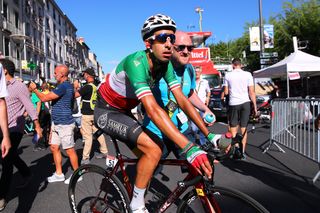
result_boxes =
[272,0,320,58]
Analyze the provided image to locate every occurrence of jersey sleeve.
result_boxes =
[52,83,66,97]
[124,55,152,100]
[164,62,180,91]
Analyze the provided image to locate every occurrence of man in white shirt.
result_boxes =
[224,58,257,159]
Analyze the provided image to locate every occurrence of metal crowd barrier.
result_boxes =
[261,98,320,184]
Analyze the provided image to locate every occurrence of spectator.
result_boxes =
[30,65,79,184]
[191,66,212,145]
[75,67,108,165]
[72,79,82,142]
[0,59,42,211]
[0,62,11,211]
[26,82,47,151]
[224,58,257,159]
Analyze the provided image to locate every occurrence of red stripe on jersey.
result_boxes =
[99,76,139,110]
[137,90,152,99]
[170,84,180,91]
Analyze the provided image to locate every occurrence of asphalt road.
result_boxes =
[1,121,320,213]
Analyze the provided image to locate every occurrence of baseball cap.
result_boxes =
[82,67,96,77]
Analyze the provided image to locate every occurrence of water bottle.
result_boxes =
[218,132,232,150]
[204,114,215,124]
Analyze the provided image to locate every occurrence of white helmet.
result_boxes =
[141,14,176,40]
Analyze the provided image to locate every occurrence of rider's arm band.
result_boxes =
[181,141,194,155]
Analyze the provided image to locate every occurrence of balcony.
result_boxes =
[1,21,22,35]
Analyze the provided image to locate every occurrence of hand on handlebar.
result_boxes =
[185,144,212,179]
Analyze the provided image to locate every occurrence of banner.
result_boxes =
[250,25,275,51]
[249,27,260,51]
[264,24,274,49]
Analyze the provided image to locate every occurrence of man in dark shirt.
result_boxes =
[30,65,79,184]
[75,67,108,165]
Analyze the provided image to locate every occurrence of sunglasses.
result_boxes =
[149,33,176,44]
[174,45,194,52]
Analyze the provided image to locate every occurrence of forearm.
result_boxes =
[0,99,10,138]
[249,91,257,111]
[205,92,211,106]
[189,91,209,113]
[33,89,47,102]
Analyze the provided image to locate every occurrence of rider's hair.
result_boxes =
[141,14,176,41]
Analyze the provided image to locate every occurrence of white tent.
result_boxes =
[253,50,320,97]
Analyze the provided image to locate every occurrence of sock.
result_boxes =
[130,185,146,210]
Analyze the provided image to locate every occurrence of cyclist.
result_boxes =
[94,14,215,213]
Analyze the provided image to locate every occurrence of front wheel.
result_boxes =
[68,164,131,213]
[177,186,269,213]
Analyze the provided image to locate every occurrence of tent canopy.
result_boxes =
[253,50,320,78]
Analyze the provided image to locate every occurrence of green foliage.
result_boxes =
[209,0,320,71]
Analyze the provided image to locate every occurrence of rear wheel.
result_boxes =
[177,186,269,213]
[68,164,131,213]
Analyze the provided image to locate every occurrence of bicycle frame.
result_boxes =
[105,136,217,213]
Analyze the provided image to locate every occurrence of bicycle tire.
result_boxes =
[177,186,269,213]
[68,164,131,213]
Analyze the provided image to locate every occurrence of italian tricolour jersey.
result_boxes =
[99,50,180,110]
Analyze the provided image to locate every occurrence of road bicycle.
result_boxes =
[68,129,269,213]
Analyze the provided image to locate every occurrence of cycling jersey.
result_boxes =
[98,50,180,111]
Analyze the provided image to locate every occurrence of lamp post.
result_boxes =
[195,7,204,47]
[9,34,29,79]
[258,0,264,67]
[195,7,204,32]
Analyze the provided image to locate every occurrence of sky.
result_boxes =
[55,0,286,73]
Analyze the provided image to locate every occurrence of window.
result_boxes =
[53,10,56,20]
[3,3,8,20]
[47,62,51,79]
[46,18,50,32]
[14,11,19,28]
[4,37,10,56]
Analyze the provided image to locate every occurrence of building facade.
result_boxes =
[0,0,100,81]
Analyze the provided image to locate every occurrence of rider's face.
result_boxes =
[150,29,175,62]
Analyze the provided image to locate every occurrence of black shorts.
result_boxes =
[94,97,163,151]
[228,102,251,128]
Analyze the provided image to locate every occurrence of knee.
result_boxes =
[50,145,59,152]
[145,144,162,163]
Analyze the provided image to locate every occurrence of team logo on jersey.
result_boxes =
[97,113,108,129]
[133,60,141,67]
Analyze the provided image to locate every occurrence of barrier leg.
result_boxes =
[260,139,286,154]
[312,170,320,184]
